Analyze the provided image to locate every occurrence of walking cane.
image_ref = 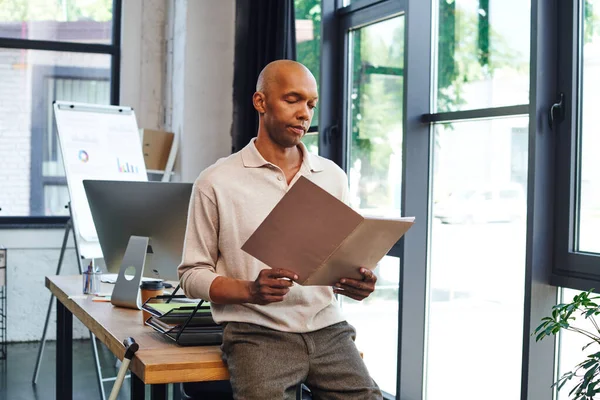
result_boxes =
[108,337,139,400]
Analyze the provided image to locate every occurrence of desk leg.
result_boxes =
[131,372,145,400]
[150,384,167,400]
[172,383,181,400]
[56,300,73,400]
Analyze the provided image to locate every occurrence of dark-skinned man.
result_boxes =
[178,60,383,400]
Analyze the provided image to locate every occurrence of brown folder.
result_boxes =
[241,176,415,286]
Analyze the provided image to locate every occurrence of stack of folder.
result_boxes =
[142,295,223,346]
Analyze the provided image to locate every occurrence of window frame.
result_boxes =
[321,1,423,398]
[552,0,600,290]
[320,0,562,399]
[0,0,122,227]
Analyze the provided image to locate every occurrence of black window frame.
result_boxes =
[320,0,563,398]
[551,0,600,290]
[321,1,421,399]
[0,0,122,228]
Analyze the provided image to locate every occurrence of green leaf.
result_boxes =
[582,341,599,351]
[557,377,569,391]
[534,322,548,334]
[582,359,597,370]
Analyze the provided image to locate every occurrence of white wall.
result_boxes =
[121,0,167,131]
[169,0,235,182]
[3,0,235,342]
[1,231,90,342]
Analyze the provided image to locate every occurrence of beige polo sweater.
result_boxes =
[178,139,348,333]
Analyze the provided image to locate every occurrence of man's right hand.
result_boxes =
[248,268,298,305]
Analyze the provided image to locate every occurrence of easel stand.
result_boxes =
[32,204,110,400]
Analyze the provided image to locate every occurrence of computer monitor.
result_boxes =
[82,180,193,308]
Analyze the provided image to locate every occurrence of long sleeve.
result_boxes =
[171,143,346,332]
[177,182,220,301]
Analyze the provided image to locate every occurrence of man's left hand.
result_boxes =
[333,268,377,301]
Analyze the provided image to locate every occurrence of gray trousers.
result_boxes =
[221,321,383,400]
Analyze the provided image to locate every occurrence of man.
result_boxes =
[178,60,382,399]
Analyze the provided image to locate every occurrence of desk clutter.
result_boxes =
[82,262,101,295]
[142,295,223,346]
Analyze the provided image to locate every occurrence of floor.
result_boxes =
[1,339,143,400]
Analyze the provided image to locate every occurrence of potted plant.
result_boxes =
[534,289,600,400]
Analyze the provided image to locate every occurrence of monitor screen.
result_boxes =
[82,180,193,282]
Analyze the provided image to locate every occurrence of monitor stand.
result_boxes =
[111,235,150,309]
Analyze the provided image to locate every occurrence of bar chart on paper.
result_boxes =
[117,158,141,174]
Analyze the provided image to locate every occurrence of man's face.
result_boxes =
[261,69,318,148]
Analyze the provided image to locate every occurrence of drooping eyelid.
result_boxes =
[283,93,301,101]
[283,91,318,100]
[283,93,318,110]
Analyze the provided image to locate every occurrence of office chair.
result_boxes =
[180,381,234,400]
[296,383,313,400]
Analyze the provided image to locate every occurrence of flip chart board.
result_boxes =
[54,101,148,258]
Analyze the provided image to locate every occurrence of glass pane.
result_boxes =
[426,117,528,399]
[301,131,319,155]
[44,184,70,216]
[0,49,111,217]
[344,15,405,396]
[577,0,600,254]
[435,0,531,112]
[348,17,404,218]
[340,256,400,394]
[295,0,321,152]
[0,0,113,43]
[556,288,600,400]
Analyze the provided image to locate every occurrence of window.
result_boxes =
[343,15,405,395]
[0,0,120,224]
[316,0,589,398]
[424,1,531,397]
[295,0,321,154]
[555,288,597,400]
[435,0,530,112]
[577,1,600,255]
[554,0,600,285]
[0,0,113,43]
[428,118,528,399]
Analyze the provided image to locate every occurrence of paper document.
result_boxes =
[148,303,209,314]
[242,176,415,286]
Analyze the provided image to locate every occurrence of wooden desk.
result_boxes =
[46,275,229,400]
